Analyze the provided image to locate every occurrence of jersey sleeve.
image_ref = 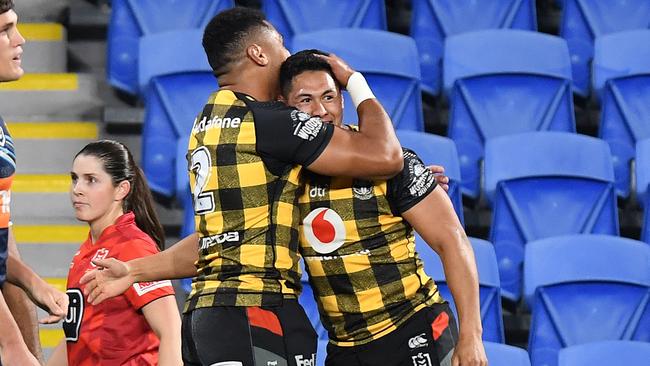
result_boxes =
[388,148,438,214]
[247,99,334,169]
[116,240,175,310]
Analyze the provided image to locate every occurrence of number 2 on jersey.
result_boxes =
[190,147,215,214]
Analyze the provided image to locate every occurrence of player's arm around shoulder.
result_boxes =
[306,54,403,180]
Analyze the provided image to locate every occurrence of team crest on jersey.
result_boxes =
[352,180,373,200]
[303,207,346,254]
[90,248,109,267]
[411,352,433,366]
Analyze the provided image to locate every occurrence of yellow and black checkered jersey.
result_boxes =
[185,89,334,311]
[299,147,445,346]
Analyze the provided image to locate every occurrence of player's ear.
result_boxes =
[247,44,269,66]
[115,180,131,201]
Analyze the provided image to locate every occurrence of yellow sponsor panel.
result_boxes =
[6,122,97,139]
[13,225,87,243]
[0,73,78,91]
[17,23,64,41]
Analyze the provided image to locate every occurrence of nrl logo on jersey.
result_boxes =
[411,352,433,366]
[352,180,373,200]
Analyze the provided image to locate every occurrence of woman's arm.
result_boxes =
[46,340,68,366]
[141,295,182,366]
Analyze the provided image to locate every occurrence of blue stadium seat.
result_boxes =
[524,235,650,366]
[415,236,505,343]
[107,0,232,95]
[484,342,531,366]
[410,0,536,95]
[485,132,618,301]
[637,139,650,244]
[444,30,575,198]
[139,30,216,197]
[262,0,386,48]
[558,341,650,366]
[395,131,464,224]
[593,30,650,198]
[292,29,424,131]
[559,0,650,96]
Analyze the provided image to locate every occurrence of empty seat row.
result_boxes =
[107,0,650,99]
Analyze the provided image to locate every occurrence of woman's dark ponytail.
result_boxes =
[75,140,165,249]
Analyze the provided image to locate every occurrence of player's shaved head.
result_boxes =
[203,7,275,76]
[0,0,13,14]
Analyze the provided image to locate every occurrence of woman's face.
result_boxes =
[70,154,121,223]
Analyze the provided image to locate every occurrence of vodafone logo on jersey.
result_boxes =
[302,207,346,254]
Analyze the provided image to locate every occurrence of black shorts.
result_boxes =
[325,302,458,366]
[181,299,317,366]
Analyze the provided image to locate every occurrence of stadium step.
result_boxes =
[9,121,98,174]
[14,0,69,23]
[18,23,67,73]
[0,73,102,120]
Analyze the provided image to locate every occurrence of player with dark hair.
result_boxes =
[47,140,181,366]
[279,50,487,366]
[0,0,69,364]
[82,7,404,366]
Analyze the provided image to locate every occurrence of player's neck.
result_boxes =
[89,207,125,244]
[218,68,277,101]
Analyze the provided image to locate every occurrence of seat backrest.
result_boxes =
[262,0,387,46]
[593,30,650,94]
[561,0,650,42]
[559,0,650,96]
[558,341,650,366]
[485,132,614,202]
[142,73,217,197]
[444,30,574,198]
[415,236,504,342]
[138,29,212,92]
[484,342,531,366]
[107,0,232,94]
[485,132,617,301]
[524,235,650,366]
[444,30,571,93]
[395,131,463,224]
[292,29,423,131]
[409,0,536,94]
[593,30,650,197]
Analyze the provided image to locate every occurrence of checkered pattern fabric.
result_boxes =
[185,90,304,311]
[298,149,444,346]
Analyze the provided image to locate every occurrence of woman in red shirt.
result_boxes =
[48,140,182,366]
